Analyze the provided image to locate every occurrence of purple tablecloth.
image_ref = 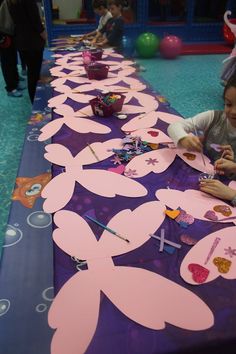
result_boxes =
[51,52,236,354]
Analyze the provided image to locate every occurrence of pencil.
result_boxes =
[191,118,206,167]
[86,143,100,162]
[85,215,130,243]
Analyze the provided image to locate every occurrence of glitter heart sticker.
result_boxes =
[180,234,198,246]
[183,152,196,160]
[147,130,159,137]
[176,209,194,226]
[213,205,232,217]
[213,257,232,274]
[188,263,210,284]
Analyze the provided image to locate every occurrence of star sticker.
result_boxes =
[224,247,236,258]
[111,155,122,165]
[145,158,158,165]
[124,169,138,178]
[12,172,51,208]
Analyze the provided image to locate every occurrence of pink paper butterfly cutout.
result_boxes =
[124,146,213,178]
[121,111,183,132]
[155,188,236,224]
[48,202,214,354]
[50,76,91,88]
[42,140,147,212]
[180,226,236,284]
[38,104,110,141]
[48,85,95,108]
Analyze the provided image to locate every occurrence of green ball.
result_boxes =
[135,32,160,58]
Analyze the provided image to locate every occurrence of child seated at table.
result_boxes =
[82,0,112,41]
[91,0,124,50]
[167,75,236,162]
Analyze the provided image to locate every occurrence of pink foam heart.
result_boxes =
[180,234,198,246]
[147,130,159,137]
[108,165,125,174]
[188,263,209,284]
[176,210,194,225]
[204,210,218,221]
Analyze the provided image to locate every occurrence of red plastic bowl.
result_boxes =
[86,62,109,80]
[90,92,126,117]
[90,49,103,60]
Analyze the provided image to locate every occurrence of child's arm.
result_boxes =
[167,110,215,151]
[82,30,98,40]
[214,158,236,175]
[200,179,236,202]
[91,31,103,44]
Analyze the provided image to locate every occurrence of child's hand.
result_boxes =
[179,136,202,152]
[219,144,234,160]
[214,158,236,175]
[200,179,236,201]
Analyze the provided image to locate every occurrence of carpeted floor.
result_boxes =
[0,52,227,258]
[0,71,31,256]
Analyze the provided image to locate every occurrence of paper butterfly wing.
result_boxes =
[48,94,67,108]
[77,169,147,198]
[101,267,214,330]
[44,144,73,166]
[74,139,122,165]
[121,111,183,132]
[49,271,100,354]
[156,188,236,223]
[53,210,98,259]
[66,117,111,134]
[42,173,75,213]
[38,119,64,141]
[131,92,159,111]
[129,128,172,144]
[69,93,95,104]
[121,105,151,115]
[125,148,176,178]
[98,201,166,256]
[176,149,213,173]
[180,226,236,284]
[121,111,161,132]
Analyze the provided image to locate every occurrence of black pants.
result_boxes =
[19,49,44,103]
[0,41,19,92]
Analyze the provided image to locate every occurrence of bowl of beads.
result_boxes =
[90,92,126,117]
[86,62,109,80]
[198,172,215,182]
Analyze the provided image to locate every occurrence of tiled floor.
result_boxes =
[0,52,227,256]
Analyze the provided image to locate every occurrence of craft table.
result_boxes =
[0,48,236,354]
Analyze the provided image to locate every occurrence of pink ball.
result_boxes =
[160,35,182,59]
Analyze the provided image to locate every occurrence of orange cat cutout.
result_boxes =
[12,172,51,208]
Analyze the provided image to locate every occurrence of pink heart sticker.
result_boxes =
[204,210,218,221]
[188,263,210,284]
[180,234,198,246]
[108,165,125,174]
[147,130,159,137]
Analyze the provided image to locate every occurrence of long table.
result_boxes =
[0,49,236,354]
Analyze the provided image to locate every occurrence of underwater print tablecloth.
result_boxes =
[1,47,236,354]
